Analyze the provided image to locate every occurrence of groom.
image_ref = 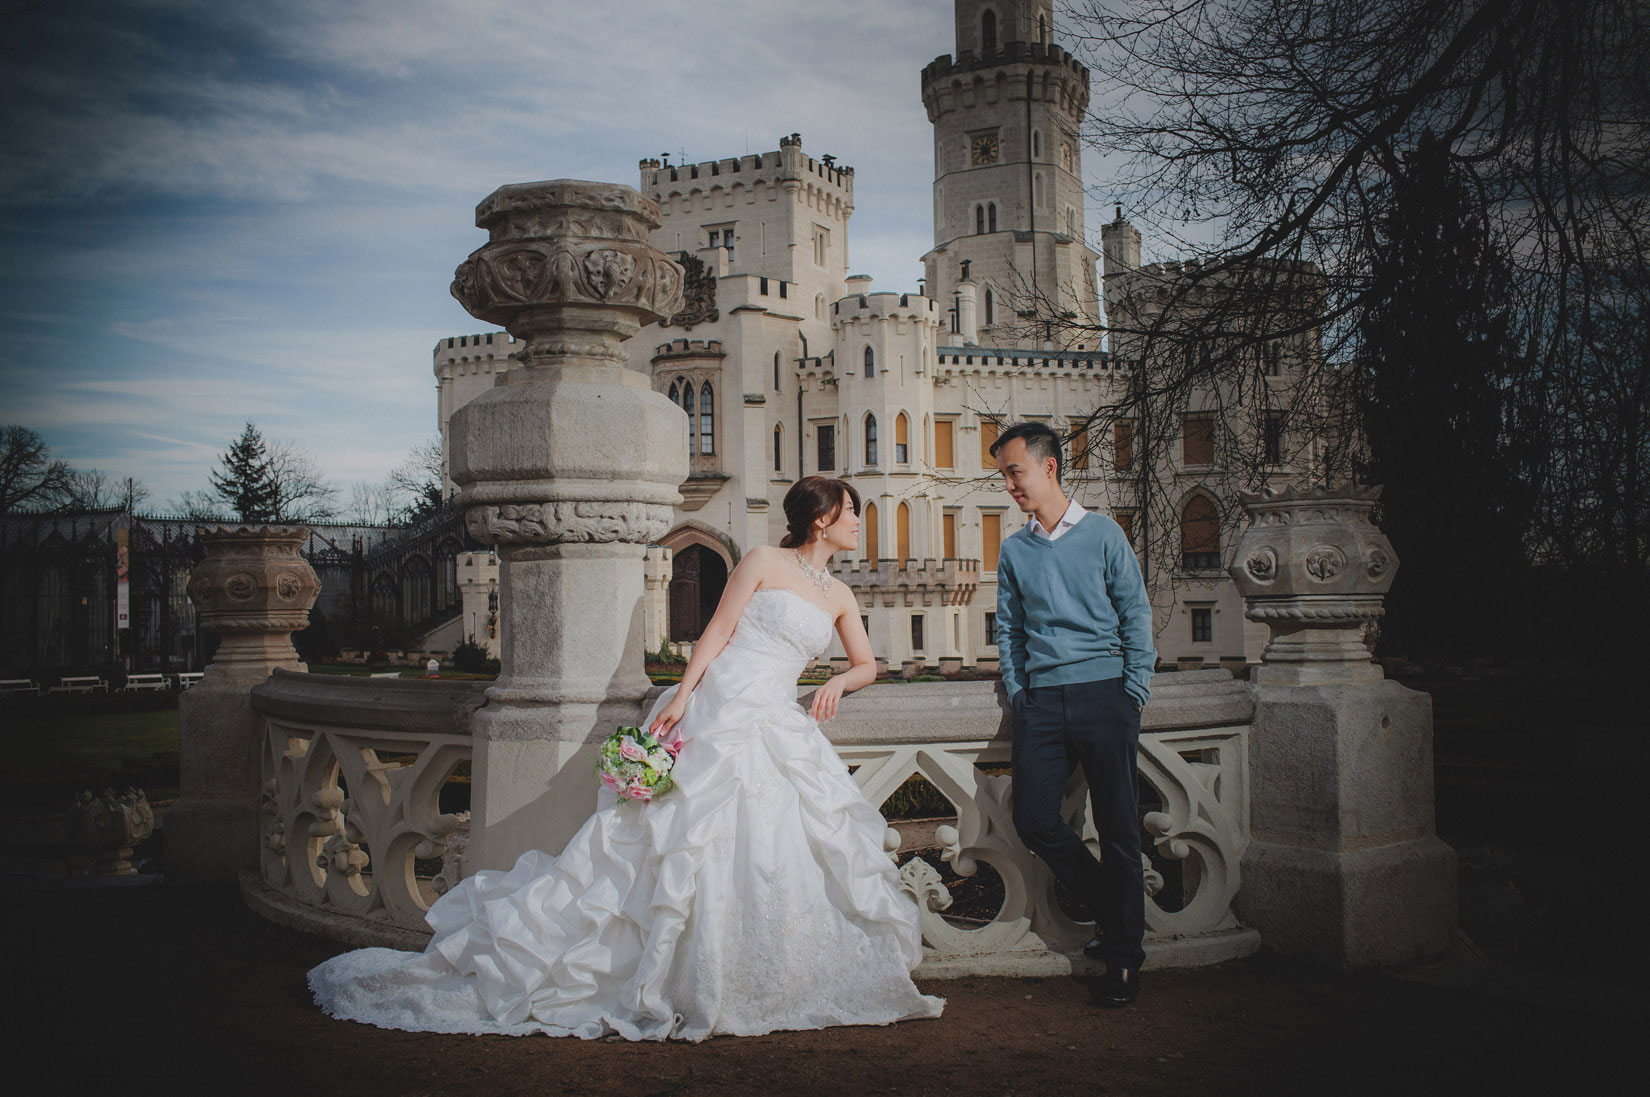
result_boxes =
[990,421,1157,1008]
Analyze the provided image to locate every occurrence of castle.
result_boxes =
[433,0,1319,671]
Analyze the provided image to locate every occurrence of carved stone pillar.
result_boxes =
[447,180,687,871]
[1229,485,1455,970]
[169,525,320,884]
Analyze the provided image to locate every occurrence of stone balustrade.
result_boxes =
[237,667,1259,972]
[830,556,981,608]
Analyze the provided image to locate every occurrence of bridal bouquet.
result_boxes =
[596,725,682,803]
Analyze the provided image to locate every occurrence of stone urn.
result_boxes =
[1228,483,1397,684]
[65,787,155,876]
[186,525,321,683]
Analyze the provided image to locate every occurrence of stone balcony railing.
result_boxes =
[240,666,1259,971]
[831,557,981,607]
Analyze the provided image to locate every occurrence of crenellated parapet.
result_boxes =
[641,135,854,221]
[921,41,1091,123]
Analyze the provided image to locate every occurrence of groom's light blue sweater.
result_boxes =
[994,511,1157,708]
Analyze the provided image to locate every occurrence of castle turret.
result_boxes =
[921,0,1100,336]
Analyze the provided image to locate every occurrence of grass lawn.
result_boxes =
[3,706,180,816]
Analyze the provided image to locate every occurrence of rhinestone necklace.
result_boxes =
[792,549,832,593]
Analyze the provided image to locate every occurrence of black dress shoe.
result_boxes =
[1082,931,1107,961]
[1090,966,1140,1008]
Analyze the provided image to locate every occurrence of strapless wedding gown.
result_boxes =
[307,586,945,1042]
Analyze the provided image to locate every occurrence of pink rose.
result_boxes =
[600,771,623,793]
[656,726,683,756]
[618,735,647,762]
[623,781,655,801]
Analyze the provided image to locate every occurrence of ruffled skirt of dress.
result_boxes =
[305,644,945,1042]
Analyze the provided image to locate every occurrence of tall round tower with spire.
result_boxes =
[921,0,1100,345]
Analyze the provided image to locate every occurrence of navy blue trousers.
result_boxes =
[1010,676,1146,970]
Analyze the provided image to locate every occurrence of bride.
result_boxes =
[307,475,946,1041]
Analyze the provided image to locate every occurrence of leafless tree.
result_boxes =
[0,424,74,512]
[266,440,338,523]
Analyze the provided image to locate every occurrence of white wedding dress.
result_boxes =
[307,585,945,1042]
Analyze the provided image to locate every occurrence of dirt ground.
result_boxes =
[9,880,1628,1097]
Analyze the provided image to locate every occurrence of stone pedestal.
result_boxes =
[169,526,319,884]
[446,180,687,872]
[1230,485,1455,969]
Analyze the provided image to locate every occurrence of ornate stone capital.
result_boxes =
[465,501,675,547]
[450,180,684,365]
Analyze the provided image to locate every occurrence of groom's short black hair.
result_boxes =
[989,421,1063,483]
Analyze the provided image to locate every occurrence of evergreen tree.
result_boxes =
[1359,133,1532,662]
[209,422,278,522]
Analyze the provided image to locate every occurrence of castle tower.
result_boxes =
[922,0,1101,344]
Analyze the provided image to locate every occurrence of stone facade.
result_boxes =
[431,3,1320,672]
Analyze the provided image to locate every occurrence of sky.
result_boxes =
[0,0,1119,511]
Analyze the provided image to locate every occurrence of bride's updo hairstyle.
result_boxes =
[780,476,861,549]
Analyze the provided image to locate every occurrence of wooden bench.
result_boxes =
[122,673,170,692]
[176,672,204,690]
[0,679,39,697]
[49,676,108,694]
[369,671,403,679]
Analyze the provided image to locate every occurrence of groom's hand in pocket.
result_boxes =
[809,676,847,722]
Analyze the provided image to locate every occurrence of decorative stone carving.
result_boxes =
[186,525,320,680]
[1229,483,1397,684]
[65,787,155,876]
[464,501,675,547]
[898,856,953,912]
[448,180,684,365]
[661,251,719,330]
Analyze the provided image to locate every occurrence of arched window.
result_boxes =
[864,500,880,563]
[894,412,910,463]
[773,350,781,391]
[773,423,783,472]
[975,204,985,235]
[1039,14,1047,43]
[864,412,878,465]
[680,378,696,455]
[1032,129,1041,158]
[987,202,997,232]
[896,501,911,564]
[698,381,714,455]
[1181,495,1221,570]
[1034,172,1044,208]
[981,9,997,53]
[863,345,875,377]
[985,288,994,325]
[668,379,680,406]
[815,293,825,320]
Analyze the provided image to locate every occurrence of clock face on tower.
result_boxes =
[970,133,999,165]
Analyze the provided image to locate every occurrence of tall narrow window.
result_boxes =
[980,419,999,468]
[699,381,714,455]
[1263,414,1285,464]
[668,380,680,407]
[976,205,986,235]
[894,412,909,464]
[988,202,997,232]
[984,288,994,325]
[864,500,880,563]
[981,9,996,53]
[1038,14,1047,43]
[982,512,1002,570]
[896,502,911,563]
[1183,415,1214,465]
[1069,426,1089,470]
[942,511,957,557]
[773,424,783,472]
[1032,130,1041,158]
[682,380,697,455]
[934,419,955,468]
[773,351,781,391]
[1115,419,1135,470]
[864,412,878,466]
[863,346,875,377]
[1181,496,1221,569]
[816,423,836,471]
[911,613,925,651]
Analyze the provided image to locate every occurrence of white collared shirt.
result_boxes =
[1030,498,1087,541]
